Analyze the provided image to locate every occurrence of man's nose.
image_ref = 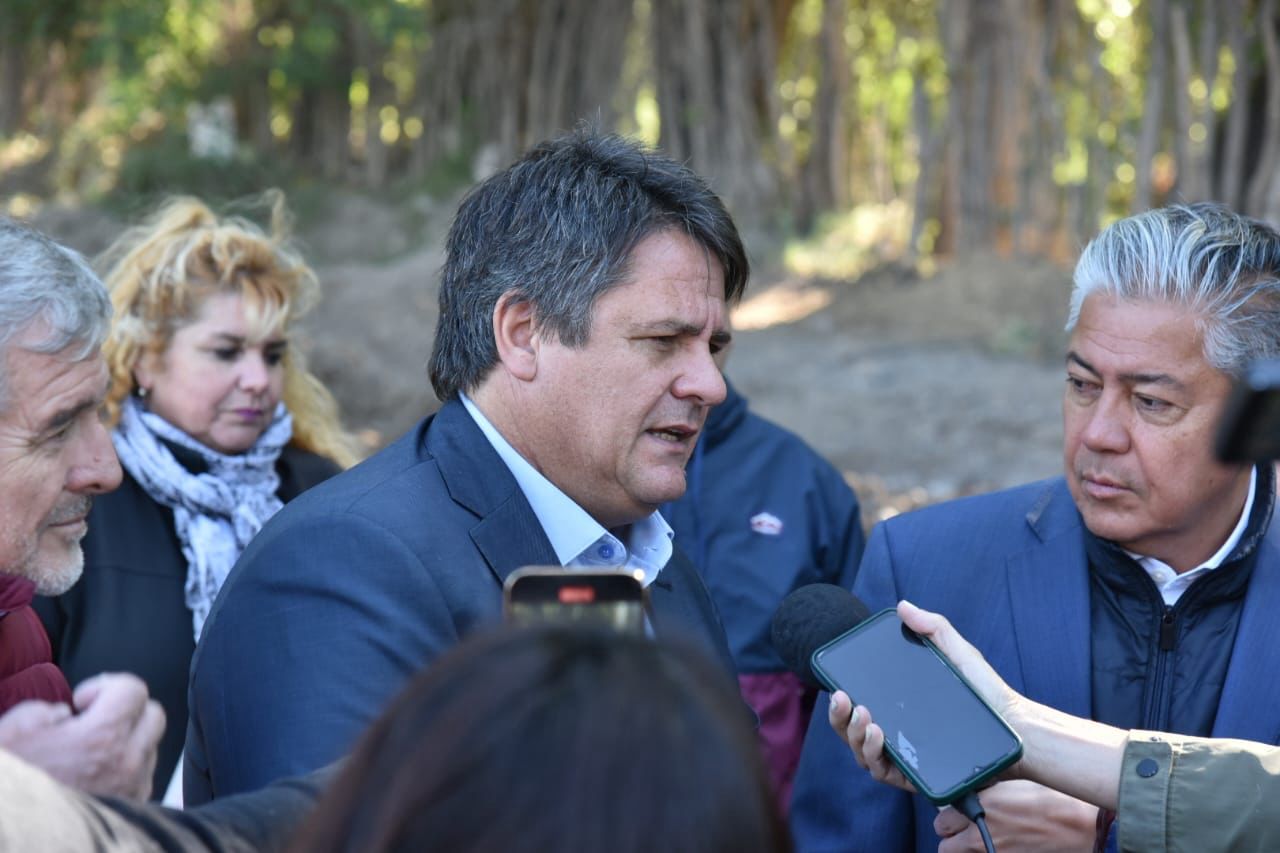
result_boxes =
[69,416,122,495]
[673,347,727,408]
[1079,392,1131,454]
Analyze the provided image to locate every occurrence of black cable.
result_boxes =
[954,791,997,853]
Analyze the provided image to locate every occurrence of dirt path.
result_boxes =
[722,256,1071,520]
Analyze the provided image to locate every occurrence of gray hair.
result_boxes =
[0,218,112,406]
[428,129,749,401]
[1067,203,1280,374]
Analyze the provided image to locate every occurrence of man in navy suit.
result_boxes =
[184,130,747,803]
[790,203,1280,852]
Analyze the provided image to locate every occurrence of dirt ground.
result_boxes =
[31,192,1076,525]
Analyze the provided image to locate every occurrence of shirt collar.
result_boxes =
[460,393,671,585]
[1125,465,1258,606]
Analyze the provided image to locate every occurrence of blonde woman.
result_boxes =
[34,192,358,800]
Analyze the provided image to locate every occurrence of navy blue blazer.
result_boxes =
[184,399,735,804]
[789,477,1280,853]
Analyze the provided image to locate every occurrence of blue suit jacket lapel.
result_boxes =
[647,548,704,632]
[428,400,559,584]
[1213,528,1280,743]
[1003,488,1093,718]
[470,498,561,584]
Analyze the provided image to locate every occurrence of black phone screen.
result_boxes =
[812,609,1022,804]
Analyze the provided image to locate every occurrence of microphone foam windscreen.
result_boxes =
[770,583,871,689]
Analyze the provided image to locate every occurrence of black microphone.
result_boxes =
[771,583,871,690]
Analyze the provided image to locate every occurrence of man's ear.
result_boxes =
[492,293,539,381]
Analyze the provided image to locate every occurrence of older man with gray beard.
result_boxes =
[0,217,164,800]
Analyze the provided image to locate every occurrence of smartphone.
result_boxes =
[503,567,648,635]
[811,608,1022,805]
[1215,357,1280,463]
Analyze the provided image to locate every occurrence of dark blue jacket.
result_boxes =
[663,378,863,804]
[185,399,735,804]
[663,378,864,672]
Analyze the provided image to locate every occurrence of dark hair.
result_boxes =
[290,627,789,853]
[428,129,750,400]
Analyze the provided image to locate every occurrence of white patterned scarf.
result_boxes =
[112,395,293,641]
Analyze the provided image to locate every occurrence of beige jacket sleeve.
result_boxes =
[0,748,171,852]
[0,747,330,852]
[1118,730,1280,853]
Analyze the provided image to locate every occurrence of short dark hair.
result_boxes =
[428,130,749,400]
[290,627,789,853]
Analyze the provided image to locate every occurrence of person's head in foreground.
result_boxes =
[292,626,790,853]
[101,191,356,467]
[1063,202,1280,570]
[0,219,120,595]
[429,129,749,528]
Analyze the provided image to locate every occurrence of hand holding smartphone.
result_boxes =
[811,609,1022,805]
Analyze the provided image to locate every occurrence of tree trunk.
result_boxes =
[1170,0,1194,198]
[1134,0,1169,211]
[1247,0,1280,216]
[354,19,392,188]
[1219,0,1252,206]
[961,0,999,250]
[0,22,27,137]
[935,0,970,256]
[908,69,940,262]
[652,0,780,218]
[1082,9,1113,243]
[1177,0,1221,201]
[797,0,849,231]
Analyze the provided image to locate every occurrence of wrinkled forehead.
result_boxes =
[1067,293,1220,376]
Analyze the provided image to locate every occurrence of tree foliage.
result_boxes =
[4,0,1280,257]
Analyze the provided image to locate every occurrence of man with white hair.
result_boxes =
[0,217,164,800]
[791,203,1280,852]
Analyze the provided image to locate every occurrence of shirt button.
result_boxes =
[1136,758,1160,778]
[598,543,614,560]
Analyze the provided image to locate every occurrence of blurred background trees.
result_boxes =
[3,0,1280,264]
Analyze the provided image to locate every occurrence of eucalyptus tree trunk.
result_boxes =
[1245,0,1280,216]
[651,0,783,218]
[1134,0,1169,212]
